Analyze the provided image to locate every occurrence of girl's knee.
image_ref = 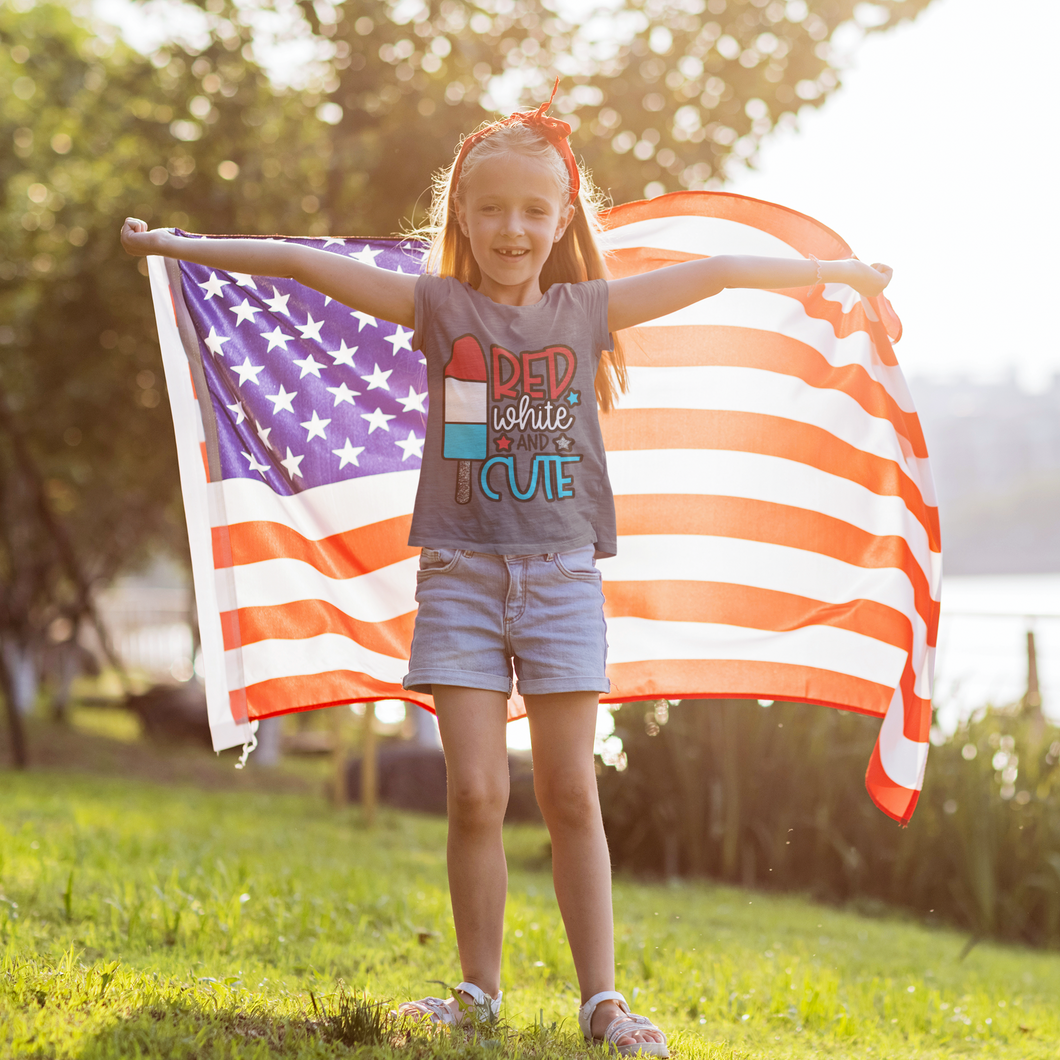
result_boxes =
[534,775,600,832]
[447,774,510,828]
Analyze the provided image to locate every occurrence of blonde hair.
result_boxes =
[419,123,628,412]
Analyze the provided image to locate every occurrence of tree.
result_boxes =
[180,0,937,232]
[0,2,310,755]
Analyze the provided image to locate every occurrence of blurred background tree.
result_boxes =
[0,0,934,749]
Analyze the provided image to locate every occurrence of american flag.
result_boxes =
[147,191,939,823]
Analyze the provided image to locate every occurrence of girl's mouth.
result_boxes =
[495,248,529,258]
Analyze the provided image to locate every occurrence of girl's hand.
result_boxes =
[121,217,170,257]
[844,260,892,299]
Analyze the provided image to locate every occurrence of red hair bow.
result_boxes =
[450,78,580,205]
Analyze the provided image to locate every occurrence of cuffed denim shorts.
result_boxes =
[402,545,610,698]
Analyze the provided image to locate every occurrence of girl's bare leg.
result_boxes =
[433,685,510,1010]
[524,692,664,1049]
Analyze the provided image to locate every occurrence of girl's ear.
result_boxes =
[554,202,576,243]
[453,199,469,237]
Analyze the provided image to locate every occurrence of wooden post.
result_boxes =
[1026,630,1041,709]
[362,701,377,827]
[332,705,348,807]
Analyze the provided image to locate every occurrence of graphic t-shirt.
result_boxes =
[409,274,617,557]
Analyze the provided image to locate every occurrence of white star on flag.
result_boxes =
[231,357,265,386]
[230,272,257,289]
[384,326,414,355]
[361,363,392,391]
[326,340,358,367]
[326,382,360,407]
[228,299,262,326]
[265,384,297,415]
[332,438,365,469]
[260,326,292,352]
[203,327,230,357]
[263,287,290,314]
[395,430,424,461]
[280,447,305,479]
[351,310,377,331]
[349,245,383,266]
[241,450,270,476]
[323,237,345,248]
[256,422,274,450]
[198,272,229,299]
[293,353,324,379]
[300,410,331,441]
[295,313,325,342]
[396,386,428,414]
[361,407,395,434]
[226,401,246,425]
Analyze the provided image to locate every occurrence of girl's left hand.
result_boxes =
[846,260,892,299]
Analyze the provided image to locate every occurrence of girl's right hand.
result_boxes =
[121,217,169,257]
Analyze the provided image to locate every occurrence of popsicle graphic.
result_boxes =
[443,334,488,504]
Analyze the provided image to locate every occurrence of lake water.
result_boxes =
[933,573,1060,730]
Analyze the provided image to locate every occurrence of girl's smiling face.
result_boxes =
[455,151,575,306]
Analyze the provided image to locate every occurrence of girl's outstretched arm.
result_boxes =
[606,255,892,333]
[120,219,417,328]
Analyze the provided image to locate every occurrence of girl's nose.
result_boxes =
[500,211,524,236]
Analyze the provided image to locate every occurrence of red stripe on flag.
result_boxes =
[221,599,415,653]
[865,740,920,824]
[604,658,894,716]
[238,671,433,719]
[213,515,416,575]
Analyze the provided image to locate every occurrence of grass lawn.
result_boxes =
[2,715,1060,1058]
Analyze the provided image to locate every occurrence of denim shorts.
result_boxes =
[403,545,610,698]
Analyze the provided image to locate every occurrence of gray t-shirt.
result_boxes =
[409,274,617,557]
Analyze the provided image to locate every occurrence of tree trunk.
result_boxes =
[0,643,28,768]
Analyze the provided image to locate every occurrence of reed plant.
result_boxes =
[598,699,1060,947]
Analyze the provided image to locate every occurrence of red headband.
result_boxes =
[450,77,580,206]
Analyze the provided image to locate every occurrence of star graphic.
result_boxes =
[326,382,360,407]
[295,313,325,342]
[384,326,414,355]
[361,406,396,434]
[263,286,290,314]
[260,325,292,352]
[293,353,325,379]
[395,430,424,461]
[256,422,274,450]
[323,237,345,248]
[494,434,513,452]
[332,438,365,469]
[554,433,575,453]
[203,326,230,357]
[300,409,331,441]
[360,363,392,391]
[350,310,377,331]
[240,450,270,476]
[226,401,246,425]
[396,386,428,414]
[230,272,257,289]
[265,384,297,415]
[566,390,580,406]
[349,245,383,266]
[228,298,262,326]
[280,446,305,479]
[230,357,265,386]
[326,340,358,368]
[198,271,229,299]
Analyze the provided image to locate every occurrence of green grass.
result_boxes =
[2,766,1060,1059]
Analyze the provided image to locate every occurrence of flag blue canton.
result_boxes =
[177,237,429,496]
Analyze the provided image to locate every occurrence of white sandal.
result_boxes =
[396,981,502,1027]
[578,990,669,1057]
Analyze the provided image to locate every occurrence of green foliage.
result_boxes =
[3,769,1060,1057]
[600,699,1060,947]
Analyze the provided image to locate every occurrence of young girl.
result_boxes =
[122,86,890,1056]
